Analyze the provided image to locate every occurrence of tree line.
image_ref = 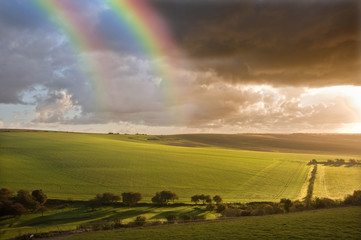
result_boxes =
[2,187,361,218]
[0,188,47,217]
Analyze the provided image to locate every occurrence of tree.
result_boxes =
[169,192,178,203]
[122,192,142,206]
[88,198,102,211]
[152,192,163,205]
[213,195,223,204]
[0,188,13,201]
[280,198,293,212]
[191,195,201,205]
[0,188,14,216]
[16,190,39,210]
[199,194,211,205]
[32,189,47,205]
[152,191,178,205]
[35,205,48,217]
[95,193,120,205]
[9,203,27,218]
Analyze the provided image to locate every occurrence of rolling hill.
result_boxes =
[1,131,360,201]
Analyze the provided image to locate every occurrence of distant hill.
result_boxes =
[163,133,361,156]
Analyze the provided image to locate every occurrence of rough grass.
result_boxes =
[59,206,361,240]
[1,131,359,202]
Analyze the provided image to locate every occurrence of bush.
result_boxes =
[134,216,146,226]
[344,190,361,205]
[179,214,192,222]
[251,208,265,216]
[240,210,251,216]
[113,219,124,228]
[280,198,293,212]
[206,204,216,211]
[292,200,306,211]
[222,208,242,217]
[216,204,227,213]
[146,221,162,226]
[263,204,274,215]
[273,204,285,214]
[313,197,337,209]
[165,214,177,223]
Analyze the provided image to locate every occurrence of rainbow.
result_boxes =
[35,0,181,113]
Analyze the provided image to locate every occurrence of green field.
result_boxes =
[59,206,361,240]
[313,165,361,199]
[1,131,360,202]
[0,203,215,239]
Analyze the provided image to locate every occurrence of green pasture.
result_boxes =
[0,131,359,202]
[0,203,213,240]
[61,206,361,240]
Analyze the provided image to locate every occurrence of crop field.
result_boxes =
[60,206,361,240]
[1,131,360,202]
[313,165,361,199]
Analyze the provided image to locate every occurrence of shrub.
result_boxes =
[292,200,306,211]
[344,190,361,205]
[273,204,285,214]
[251,208,265,216]
[280,198,293,212]
[165,214,177,223]
[179,214,192,222]
[134,216,146,226]
[206,204,216,211]
[222,208,242,217]
[313,197,337,209]
[113,219,124,228]
[240,210,251,216]
[263,204,274,215]
[216,204,227,213]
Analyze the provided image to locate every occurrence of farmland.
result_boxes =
[1,131,360,202]
[313,165,361,199]
[1,131,361,239]
[61,206,361,240]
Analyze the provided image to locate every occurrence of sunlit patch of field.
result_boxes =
[313,165,361,199]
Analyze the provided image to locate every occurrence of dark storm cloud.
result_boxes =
[155,0,361,87]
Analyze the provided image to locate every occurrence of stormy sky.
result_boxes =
[0,0,360,134]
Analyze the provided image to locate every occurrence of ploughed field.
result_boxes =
[1,131,360,202]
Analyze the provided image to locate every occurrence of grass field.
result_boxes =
[0,203,214,239]
[59,206,361,240]
[1,131,360,202]
[313,165,361,199]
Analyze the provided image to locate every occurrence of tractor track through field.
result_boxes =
[317,165,330,199]
[272,162,308,200]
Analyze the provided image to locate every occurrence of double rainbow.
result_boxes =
[35,0,181,111]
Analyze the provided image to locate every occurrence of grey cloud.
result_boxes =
[155,0,361,87]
